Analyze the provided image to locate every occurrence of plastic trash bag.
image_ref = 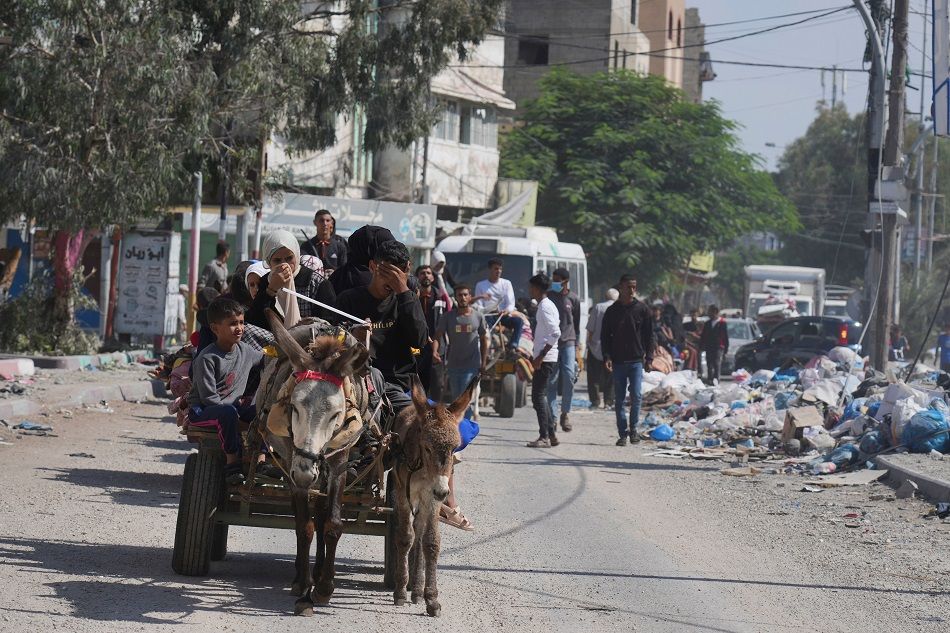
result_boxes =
[859,429,888,455]
[889,397,925,443]
[842,397,867,422]
[901,410,950,453]
[774,391,796,411]
[649,424,675,441]
[828,346,858,367]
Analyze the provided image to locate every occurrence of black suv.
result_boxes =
[733,316,862,372]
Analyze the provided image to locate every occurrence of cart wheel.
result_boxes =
[496,374,517,418]
[383,471,398,590]
[172,452,224,576]
[515,377,527,408]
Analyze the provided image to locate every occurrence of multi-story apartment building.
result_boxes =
[503,0,651,109]
[638,0,686,89]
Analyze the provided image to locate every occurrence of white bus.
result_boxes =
[437,226,591,347]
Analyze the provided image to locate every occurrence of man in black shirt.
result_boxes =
[301,209,348,272]
[601,274,655,446]
[335,240,427,394]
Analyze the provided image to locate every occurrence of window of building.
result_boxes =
[460,105,498,148]
[517,36,549,65]
[433,100,459,142]
[631,1,637,25]
[677,18,682,47]
[668,11,673,40]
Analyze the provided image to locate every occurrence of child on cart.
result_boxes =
[186,297,265,484]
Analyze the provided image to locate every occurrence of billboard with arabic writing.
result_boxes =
[115,231,181,336]
[261,193,437,248]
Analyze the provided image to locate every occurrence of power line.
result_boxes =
[510,5,852,41]
[469,49,869,74]
[498,6,852,62]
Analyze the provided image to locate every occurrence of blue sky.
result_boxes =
[690,0,932,170]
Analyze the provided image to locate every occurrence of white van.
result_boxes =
[437,226,591,347]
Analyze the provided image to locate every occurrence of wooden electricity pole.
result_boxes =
[874,0,909,369]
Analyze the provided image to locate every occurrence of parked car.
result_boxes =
[733,316,862,372]
[722,318,761,374]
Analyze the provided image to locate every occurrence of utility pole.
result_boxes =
[874,0,909,369]
[913,0,929,288]
[855,0,888,356]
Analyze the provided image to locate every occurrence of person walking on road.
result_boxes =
[547,267,581,431]
[432,284,488,418]
[300,209,348,272]
[699,305,728,385]
[198,241,230,293]
[526,273,561,448]
[601,274,654,446]
[587,288,618,409]
[416,264,449,396]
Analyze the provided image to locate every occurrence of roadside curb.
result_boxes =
[0,380,164,420]
[875,455,950,503]
[0,350,155,371]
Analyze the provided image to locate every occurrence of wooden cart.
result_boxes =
[171,425,398,588]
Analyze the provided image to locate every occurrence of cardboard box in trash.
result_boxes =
[782,407,825,443]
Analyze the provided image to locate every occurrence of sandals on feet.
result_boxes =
[439,505,475,532]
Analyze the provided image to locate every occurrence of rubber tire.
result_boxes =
[210,524,228,562]
[383,471,398,590]
[515,377,527,408]
[172,452,224,576]
[496,373,517,418]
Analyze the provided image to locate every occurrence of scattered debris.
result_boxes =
[721,466,762,477]
[68,452,95,459]
[802,470,886,488]
[13,421,52,432]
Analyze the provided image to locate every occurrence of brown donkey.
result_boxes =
[390,375,477,617]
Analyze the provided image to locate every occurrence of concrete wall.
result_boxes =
[503,0,612,109]
[639,0,685,89]
[608,0,650,74]
[682,8,704,103]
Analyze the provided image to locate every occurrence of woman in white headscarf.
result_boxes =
[245,229,325,330]
[430,249,455,309]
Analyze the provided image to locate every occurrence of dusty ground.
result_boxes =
[884,452,950,485]
[0,384,947,632]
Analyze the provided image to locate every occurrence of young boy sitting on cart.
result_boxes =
[187,297,266,485]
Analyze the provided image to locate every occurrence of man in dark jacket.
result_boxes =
[547,267,581,432]
[601,274,654,445]
[334,240,427,394]
[699,305,729,385]
[301,209,348,272]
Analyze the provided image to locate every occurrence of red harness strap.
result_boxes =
[293,370,344,388]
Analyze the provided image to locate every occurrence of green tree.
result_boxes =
[773,104,869,287]
[500,69,798,287]
[0,0,502,329]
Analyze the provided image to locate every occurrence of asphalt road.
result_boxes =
[1,391,947,632]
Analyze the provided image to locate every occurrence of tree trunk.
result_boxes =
[52,230,92,326]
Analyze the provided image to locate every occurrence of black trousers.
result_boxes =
[705,348,722,384]
[586,352,614,407]
[532,362,557,438]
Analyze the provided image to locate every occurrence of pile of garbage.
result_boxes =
[636,346,950,475]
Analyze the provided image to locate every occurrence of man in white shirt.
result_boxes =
[586,288,619,408]
[526,273,561,448]
[474,257,523,354]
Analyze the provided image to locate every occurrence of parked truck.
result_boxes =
[744,265,826,329]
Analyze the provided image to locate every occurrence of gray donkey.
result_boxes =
[390,375,478,617]
[257,312,369,616]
